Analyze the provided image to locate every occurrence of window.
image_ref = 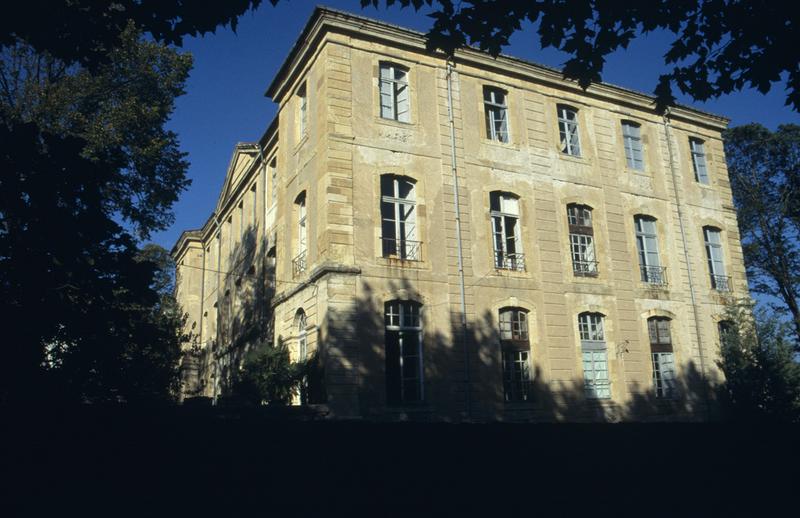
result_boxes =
[380,175,419,260]
[718,320,735,349]
[634,215,666,285]
[579,312,610,399]
[690,138,709,184]
[490,192,523,271]
[622,121,644,170]
[483,86,509,143]
[297,83,307,137]
[385,301,423,404]
[293,193,307,276]
[250,183,257,229]
[557,104,581,156]
[648,317,676,399]
[270,158,277,207]
[703,227,729,291]
[379,62,410,122]
[567,204,597,275]
[296,310,308,360]
[499,308,531,402]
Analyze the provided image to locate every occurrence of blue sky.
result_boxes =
[152,0,800,251]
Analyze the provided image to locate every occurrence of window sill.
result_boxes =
[558,152,589,165]
[377,256,425,268]
[375,116,416,129]
[483,138,519,151]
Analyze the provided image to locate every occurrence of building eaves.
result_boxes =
[265,5,728,126]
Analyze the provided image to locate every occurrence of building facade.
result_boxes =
[172,7,746,421]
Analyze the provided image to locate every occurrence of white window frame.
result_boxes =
[557,104,581,156]
[270,158,277,207]
[385,301,424,404]
[490,192,523,271]
[483,86,509,143]
[380,175,419,260]
[297,195,307,255]
[298,83,307,137]
[567,204,597,275]
[379,62,410,123]
[297,310,308,360]
[690,138,709,184]
[648,317,676,399]
[579,313,610,399]
[634,215,664,284]
[703,227,728,290]
[622,120,644,170]
[499,308,532,402]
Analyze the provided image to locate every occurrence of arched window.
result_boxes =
[648,317,676,398]
[384,300,423,404]
[689,137,709,184]
[293,192,307,276]
[296,309,308,360]
[557,104,581,156]
[379,62,410,122]
[634,215,665,285]
[703,226,729,291]
[499,308,531,402]
[381,175,419,260]
[621,120,644,170]
[567,204,597,275]
[578,312,610,399]
[490,192,523,271]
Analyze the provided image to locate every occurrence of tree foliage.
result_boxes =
[717,301,800,422]
[361,0,800,112]
[724,123,800,344]
[232,341,307,406]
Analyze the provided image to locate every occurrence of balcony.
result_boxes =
[640,265,668,286]
[292,250,307,278]
[494,251,525,272]
[382,237,421,261]
[572,260,599,276]
[711,274,732,292]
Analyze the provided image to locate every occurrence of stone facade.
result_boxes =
[172,7,747,421]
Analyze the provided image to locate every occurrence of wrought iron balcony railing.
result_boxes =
[494,251,526,271]
[711,274,732,292]
[640,265,668,286]
[381,237,421,261]
[292,250,307,277]
[572,259,599,276]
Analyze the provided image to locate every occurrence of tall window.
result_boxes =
[634,215,665,285]
[381,175,419,260]
[379,62,410,122]
[499,308,531,402]
[690,138,709,184]
[557,104,581,156]
[703,227,729,291]
[567,204,597,275]
[270,158,277,207]
[622,121,644,170]
[483,86,509,143]
[490,192,523,271]
[718,320,735,349]
[385,301,423,404]
[648,317,676,399]
[296,309,308,360]
[297,83,307,137]
[293,193,307,276]
[579,312,610,399]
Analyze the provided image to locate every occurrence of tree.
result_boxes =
[717,300,800,422]
[724,124,800,345]
[232,341,307,406]
[361,0,800,112]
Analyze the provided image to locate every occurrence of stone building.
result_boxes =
[172,7,747,421]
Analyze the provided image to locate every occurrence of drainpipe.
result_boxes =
[212,213,222,404]
[446,59,471,419]
[662,110,711,420]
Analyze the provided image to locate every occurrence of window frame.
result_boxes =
[378,62,410,123]
[567,204,598,276]
[380,175,420,261]
[647,316,676,399]
[499,307,532,402]
[690,137,709,184]
[578,312,610,399]
[557,104,581,157]
[621,120,644,171]
[634,215,666,285]
[483,86,510,143]
[703,226,729,291]
[385,300,424,404]
[297,82,307,138]
[490,191,524,271]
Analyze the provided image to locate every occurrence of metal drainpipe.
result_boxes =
[446,59,471,419]
[662,110,711,420]
[212,213,222,404]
